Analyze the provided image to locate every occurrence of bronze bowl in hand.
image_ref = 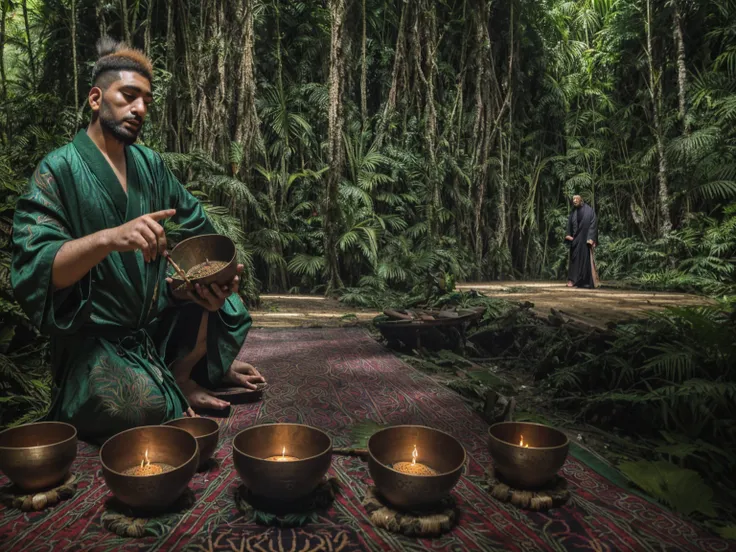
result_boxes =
[164,417,219,469]
[169,234,237,292]
[0,422,78,492]
[232,423,332,501]
[488,421,569,489]
[367,425,466,510]
[99,425,199,512]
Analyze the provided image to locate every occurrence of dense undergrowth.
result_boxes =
[380,289,736,537]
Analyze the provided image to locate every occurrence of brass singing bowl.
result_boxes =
[367,425,466,510]
[169,233,237,288]
[100,425,199,512]
[488,421,569,489]
[164,417,219,468]
[232,423,332,501]
[0,422,77,492]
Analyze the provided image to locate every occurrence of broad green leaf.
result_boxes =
[0,325,15,354]
[618,461,717,517]
[715,525,736,540]
[348,421,387,449]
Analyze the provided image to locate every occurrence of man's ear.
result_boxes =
[88,86,103,113]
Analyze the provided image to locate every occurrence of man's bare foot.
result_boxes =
[223,360,266,391]
[567,280,574,287]
[178,379,230,410]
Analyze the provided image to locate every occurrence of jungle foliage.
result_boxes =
[1,0,735,303]
[1,2,735,528]
[394,291,736,530]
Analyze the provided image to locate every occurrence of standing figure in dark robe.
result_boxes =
[11,38,265,440]
[565,195,600,288]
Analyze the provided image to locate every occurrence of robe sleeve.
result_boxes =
[156,155,252,388]
[587,208,598,244]
[566,212,574,239]
[11,160,93,335]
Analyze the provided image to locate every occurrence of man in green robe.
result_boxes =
[11,39,264,441]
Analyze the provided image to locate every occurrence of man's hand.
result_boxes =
[167,264,244,312]
[52,208,175,290]
[224,360,266,391]
[587,239,595,248]
[103,209,176,262]
[565,235,574,242]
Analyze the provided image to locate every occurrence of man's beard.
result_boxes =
[99,102,142,146]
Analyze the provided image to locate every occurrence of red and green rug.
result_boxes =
[0,328,732,551]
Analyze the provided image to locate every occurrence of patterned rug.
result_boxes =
[1,328,732,551]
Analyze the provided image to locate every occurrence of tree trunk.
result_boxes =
[645,0,672,235]
[0,0,7,144]
[160,0,174,148]
[193,3,214,151]
[95,2,107,36]
[361,0,368,128]
[210,0,227,158]
[234,0,260,176]
[130,0,139,42]
[121,0,130,44]
[144,0,154,56]
[672,0,689,134]
[71,0,79,118]
[424,4,440,240]
[470,0,513,277]
[22,0,36,89]
[270,0,288,291]
[471,0,495,278]
[325,0,347,293]
[410,1,440,239]
[496,2,515,260]
[376,0,407,146]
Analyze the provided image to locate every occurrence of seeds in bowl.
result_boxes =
[122,463,175,476]
[185,260,229,279]
[392,461,438,476]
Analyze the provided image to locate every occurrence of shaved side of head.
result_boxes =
[91,36,153,88]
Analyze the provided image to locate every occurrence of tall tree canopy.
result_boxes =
[1,0,735,303]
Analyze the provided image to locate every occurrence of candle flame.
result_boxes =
[519,435,530,448]
[141,448,151,469]
[412,444,418,465]
[281,446,286,459]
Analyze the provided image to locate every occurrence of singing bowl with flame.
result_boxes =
[368,425,466,510]
[169,234,237,290]
[232,424,332,501]
[0,422,77,492]
[100,425,199,512]
[488,421,569,489]
[164,417,219,468]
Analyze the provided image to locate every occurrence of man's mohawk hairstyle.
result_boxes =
[91,36,153,84]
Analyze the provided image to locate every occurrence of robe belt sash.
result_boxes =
[80,326,189,410]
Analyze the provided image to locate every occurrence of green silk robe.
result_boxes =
[11,130,251,439]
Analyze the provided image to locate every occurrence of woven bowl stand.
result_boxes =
[0,473,78,512]
[361,487,457,537]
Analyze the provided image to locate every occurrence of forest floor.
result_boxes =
[251,281,710,328]
[250,284,734,530]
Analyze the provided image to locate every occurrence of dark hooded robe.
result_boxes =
[566,201,599,288]
[11,130,252,440]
